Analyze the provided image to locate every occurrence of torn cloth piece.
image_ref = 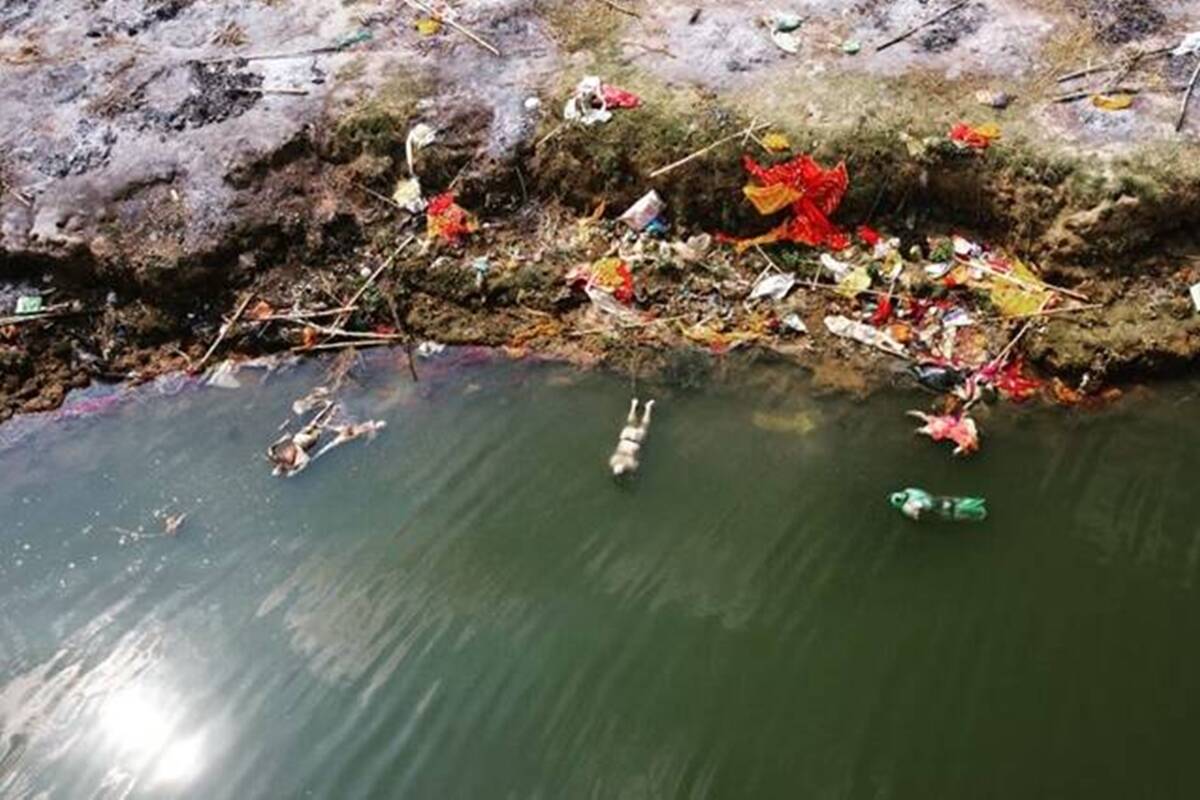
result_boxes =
[1173,31,1200,57]
[908,410,980,456]
[949,122,1000,150]
[568,258,635,304]
[986,256,1051,317]
[426,192,478,243]
[601,84,641,109]
[734,154,850,251]
[981,359,1041,402]
[824,315,906,357]
[749,272,797,301]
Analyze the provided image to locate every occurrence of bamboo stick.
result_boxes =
[401,0,501,56]
[195,292,255,371]
[876,1,969,53]
[648,121,771,178]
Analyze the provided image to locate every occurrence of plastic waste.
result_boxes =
[415,341,446,358]
[15,295,42,315]
[907,410,979,456]
[206,360,242,390]
[619,190,666,231]
[1173,31,1200,57]
[734,154,849,251]
[1190,281,1200,312]
[824,315,907,357]
[564,76,611,125]
[426,193,477,243]
[890,488,987,522]
[782,313,808,334]
[819,253,852,281]
[1092,93,1134,111]
[750,272,796,301]
[841,39,861,54]
[909,363,967,393]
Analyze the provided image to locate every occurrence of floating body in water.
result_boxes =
[890,488,987,522]
[609,398,654,477]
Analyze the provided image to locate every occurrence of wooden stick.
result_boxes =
[978,303,1103,322]
[1052,87,1139,103]
[597,0,641,18]
[621,40,675,58]
[291,339,394,353]
[195,292,255,371]
[968,260,1090,302]
[1054,46,1172,83]
[648,121,771,178]
[327,235,415,335]
[402,0,501,56]
[236,87,310,95]
[876,1,969,53]
[1176,56,1200,132]
[355,182,407,212]
[0,309,88,326]
[299,323,406,341]
[256,307,359,322]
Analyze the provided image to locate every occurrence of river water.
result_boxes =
[1,351,1198,799]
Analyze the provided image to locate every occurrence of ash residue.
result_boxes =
[920,2,987,52]
[144,62,262,131]
[39,121,117,178]
[1077,0,1165,45]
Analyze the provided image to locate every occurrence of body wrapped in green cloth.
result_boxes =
[890,488,987,522]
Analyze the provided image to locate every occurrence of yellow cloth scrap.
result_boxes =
[987,257,1052,317]
[837,266,872,298]
[761,132,792,153]
[743,183,803,215]
[416,18,442,35]
[974,122,1002,140]
[590,257,627,290]
[1092,93,1134,111]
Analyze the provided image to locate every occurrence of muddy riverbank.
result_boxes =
[3,0,1200,419]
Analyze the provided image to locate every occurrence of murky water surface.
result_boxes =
[2,352,1198,798]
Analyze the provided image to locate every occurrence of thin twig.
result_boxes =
[233,87,309,95]
[355,182,407,212]
[1177,56,1200,132]
[876,1,969,53]
[1052,87,1139,103]
[1054,46,1173,83]
[536,122,565,149]
[195,292,255,371]
[620,40,675,58]
[291,339,394,353]
[648,121,771,178]
[401,0,501,56]
[596,0,641,18]
[299,323,406,341]
[327,235,415,335]
[257,307,359,322]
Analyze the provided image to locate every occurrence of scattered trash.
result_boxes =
[471,256,491,289]
[890,488,987,522]
[1172,31,1200,58]
[618,190,666,231]
[568,257,636,304]
[908,410,979,455]
[267,394,387,479]
[609,398,655,477]
[910,363,967,393]
[206,360,243,389]
[672,233,713,263]
[749,272,797,302]
[949,122,1000,150]
[415,17,442,36]
[426,192,477,243]
[819,253,853,281]
[761,132,791,152]
[781,313,808,334]
[768,12,804,54]
[1190,281,1200,312]
[733,154,850,251]
[841,39,861,55]
[824,315,907,357]
[392,123,438,212]
[15,295,42,315]
[601,84,642,110]
[524,97,542,111]
[975,89,1013,109]
[1092,93,1134,111]
[564,76,640,126]
[415,341,446,358]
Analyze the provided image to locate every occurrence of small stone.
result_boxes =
[524,97,541,111]
[975,89,1012,109]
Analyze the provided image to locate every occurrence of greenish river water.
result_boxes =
[1,351,1198,799]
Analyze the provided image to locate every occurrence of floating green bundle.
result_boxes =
[889,488,987,522]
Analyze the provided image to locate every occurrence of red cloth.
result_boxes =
[870,295,894,327]
[612,262,635,304]
[949,123,993,151]
[857,224,881,248]
[980,359,1041,402]
[601,85,641,109]
[740,155,850,250]
[426,192,476,244]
